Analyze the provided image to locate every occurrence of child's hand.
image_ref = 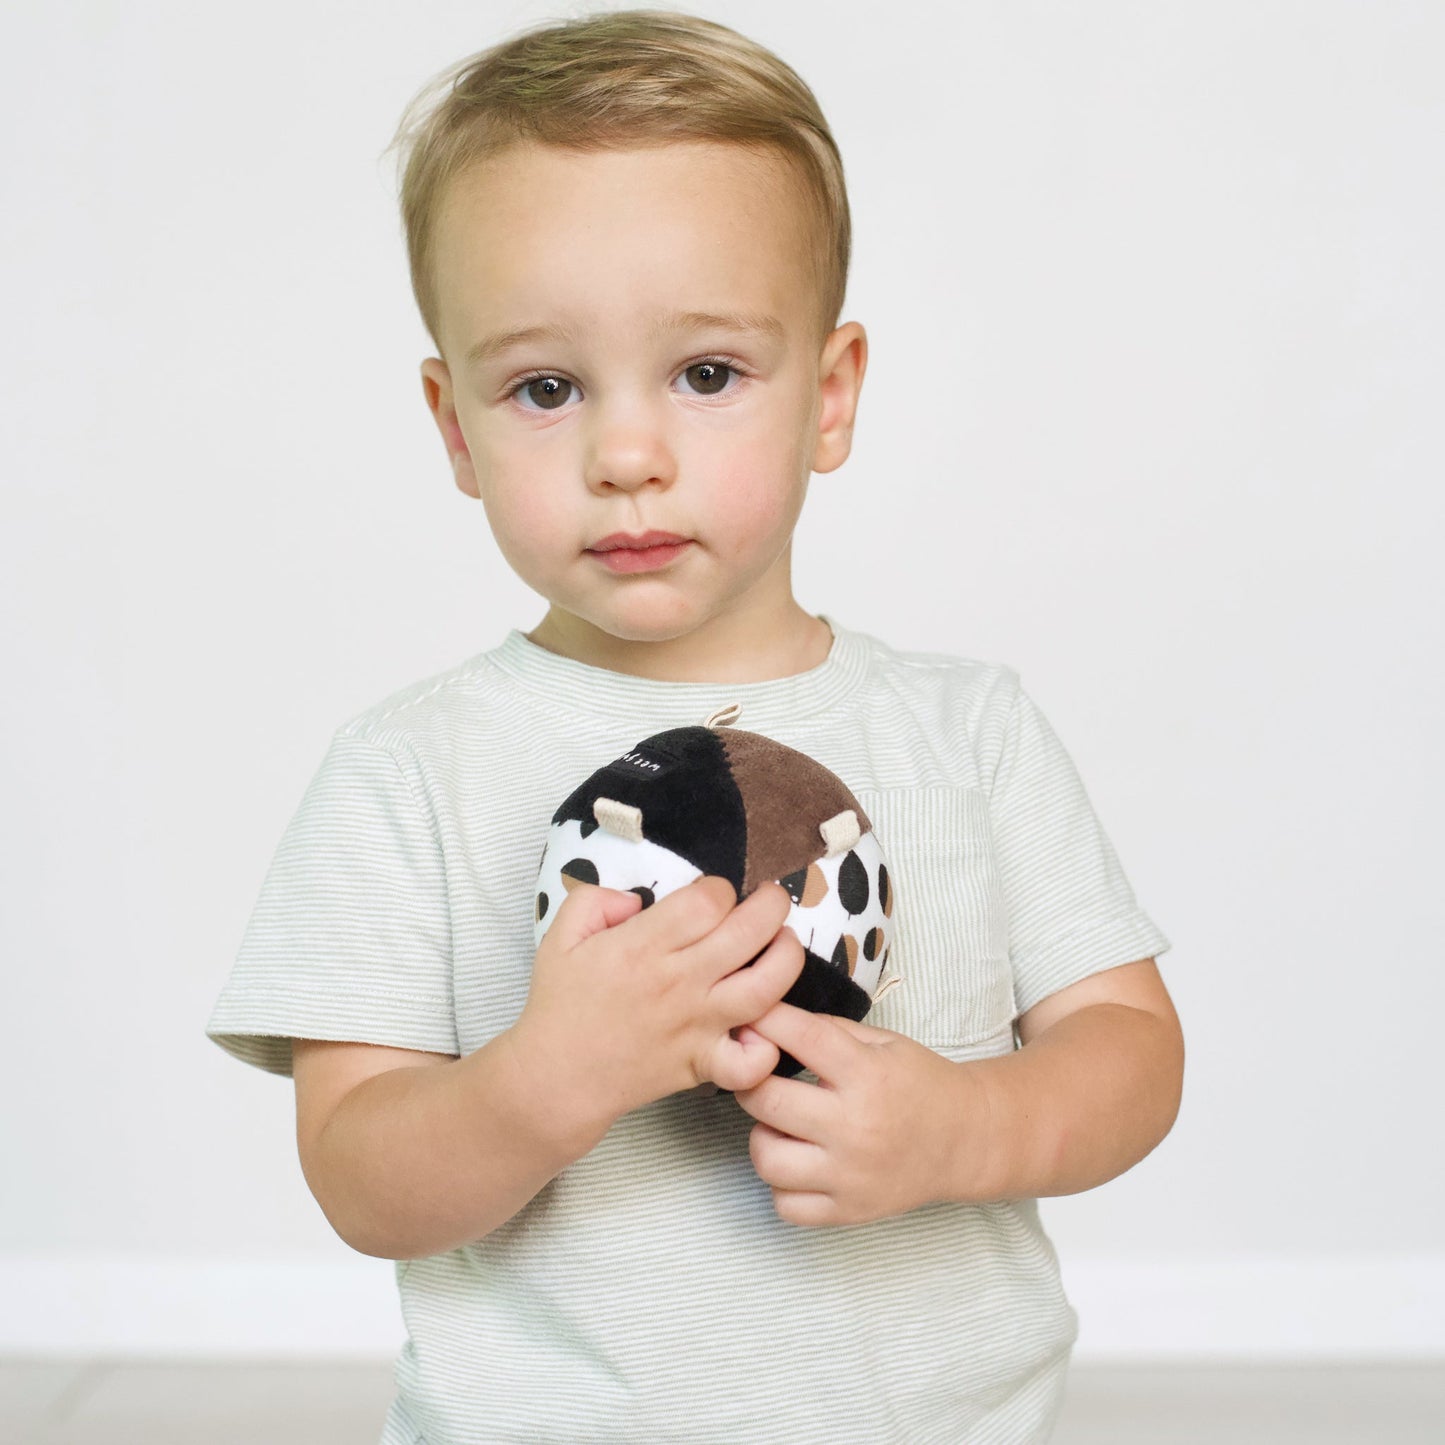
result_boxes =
[733,1001,988,1227]
[507,876,806,1142]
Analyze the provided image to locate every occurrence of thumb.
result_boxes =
[552,882,645,947]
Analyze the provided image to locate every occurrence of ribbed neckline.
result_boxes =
[486,613,872,730]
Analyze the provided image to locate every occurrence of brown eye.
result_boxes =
[518,376,574,410]
[683,361,733,396]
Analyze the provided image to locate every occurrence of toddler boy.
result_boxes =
[207,10,1182,1443]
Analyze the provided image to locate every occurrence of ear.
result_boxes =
[420,357,480,499]
[812,322,868,475]
[819,808,861,857]
[594,797,644,843]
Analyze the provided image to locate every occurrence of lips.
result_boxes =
[588,530,689,552]
[587,532,693,575]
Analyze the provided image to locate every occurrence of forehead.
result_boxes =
[432,141,815,355]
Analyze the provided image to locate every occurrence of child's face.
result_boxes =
[420,140,865,662]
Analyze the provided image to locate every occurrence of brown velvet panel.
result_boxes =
[717,729,873,895]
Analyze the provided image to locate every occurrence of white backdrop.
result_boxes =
[3,0,1441,1360]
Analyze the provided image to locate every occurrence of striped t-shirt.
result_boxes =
[206,614,1171,1445]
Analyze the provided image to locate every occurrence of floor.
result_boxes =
[1,1358,1442,1443]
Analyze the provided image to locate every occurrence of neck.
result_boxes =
[526,604,834,684]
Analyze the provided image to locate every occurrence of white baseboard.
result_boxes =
[3,1255,1442,1360]
[2,1258,406,1357]
[1061,1257,1445,1360]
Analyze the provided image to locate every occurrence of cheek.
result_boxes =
[711,442,808,546]
[476,472,569,568]
[473,435,567,528]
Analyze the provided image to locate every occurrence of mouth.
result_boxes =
[587,532,693,575]
[588,531,689,552]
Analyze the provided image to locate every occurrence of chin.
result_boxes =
[575,597,709,645]
[596,614,700,644]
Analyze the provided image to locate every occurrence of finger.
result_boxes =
[748,1120,830,1192]
[711,921,806,1024]
[822,1015,899,1047]
[550,882,645,946]
[686,880,793,985]
[707,1026,780,1094]
[747,1001,865,1084]
[733,1071,834,1144]
[626,873,738,952]
[770,1190,839,1229]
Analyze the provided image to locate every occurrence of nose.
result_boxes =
[583,393,677,496]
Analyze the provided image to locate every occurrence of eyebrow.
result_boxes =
[465,309,786,368]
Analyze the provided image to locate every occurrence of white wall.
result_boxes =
[3,0,1441,1358]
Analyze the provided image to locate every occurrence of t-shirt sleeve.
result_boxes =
[987,679,1172,1018]
[205,730,460,1077]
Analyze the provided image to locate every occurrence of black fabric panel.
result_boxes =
[552,726,749,892]
[713,946,873,1088]
[773,947,872,1077]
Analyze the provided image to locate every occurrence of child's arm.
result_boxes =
[294,876,806,1259]
[977,954,1183,1200]
[733,956,1182,1226]
[293,1032,587,1261]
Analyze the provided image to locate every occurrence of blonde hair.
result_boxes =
[380,8,851,354]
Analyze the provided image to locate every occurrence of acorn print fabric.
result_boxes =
[532,707,897,1078]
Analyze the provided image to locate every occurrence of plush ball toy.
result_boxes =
[532,704,899,1079]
